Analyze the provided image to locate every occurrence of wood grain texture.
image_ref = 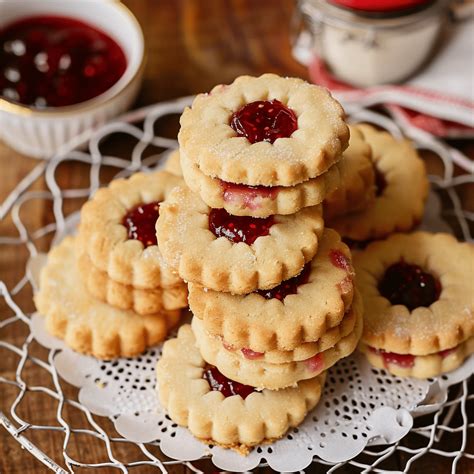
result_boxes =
[0,0,472,472]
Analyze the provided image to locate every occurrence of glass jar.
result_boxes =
[296,0,450,87]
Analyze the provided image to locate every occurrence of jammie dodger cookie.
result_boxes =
[355,232,474,378]
[188,228,355,351]
[155,324,325,452]
[329,124,429,242]
[77,170,184,289]
[178,73,349,186]
[34,237,181,360]
[180,147,341,218]
[77,251,188,315]
[323,125,375,220]
[192,291,362,390]
[156,185,325,294]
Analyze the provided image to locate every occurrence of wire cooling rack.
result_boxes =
[0,97,473,473]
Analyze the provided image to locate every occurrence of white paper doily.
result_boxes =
[27,196,474,473]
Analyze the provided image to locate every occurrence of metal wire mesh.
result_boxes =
[0,97,472,473]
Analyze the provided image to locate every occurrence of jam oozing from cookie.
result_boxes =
[0,15,126,107]
[219,180,279,210]
[369,347,415,368]
[257,262,311,301]
[122,202,160,247]
[374,167,387,197]
[305,353,324,372]
[329,249,351,271]
[230,99,298,144]
[241,348,264,360]
[203,364,255,399]
[378,261,441,310]
[439,347,456,358]
[208,208,274,245]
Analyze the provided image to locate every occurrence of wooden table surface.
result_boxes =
[0,1,472,473]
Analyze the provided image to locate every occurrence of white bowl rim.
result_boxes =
[0,0,145,117]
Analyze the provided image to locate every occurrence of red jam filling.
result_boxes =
[230,99,298,144]
[257,262,311,301]
[378,261,441,311]
[241,348,264,360]
[122,202,160,248]
[369,347,415,368]
[374,167,387,197]
[329,249,351,271]
[439,347,456,358]
[219,180,279,210]
[203,364,255,399]
[0,15,126,107]
[305,353,324,372]
[208,208,275,245]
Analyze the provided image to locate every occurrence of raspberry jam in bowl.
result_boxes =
[0,1,144,158]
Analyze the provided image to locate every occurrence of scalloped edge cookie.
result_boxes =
[216,304,358,364]
[323,125,375,219]
[192,292,362,389]
[77,170,184,289]
[354,232,474,355]
[359,337,474,379]
[77,251,188,314]
[179,147,341,217]
[329,124,429,241]
[189,228,355,351]
[155,324,325,451]
[178,74,349,186]
[156,185,325,294]
[34,237,181,360]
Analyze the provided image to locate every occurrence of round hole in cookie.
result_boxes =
[122,201,160,247]
[257,262,311,301]
[202,364,255,399]
[378,260,441,311]
[208,208,275,245]
[230,99,298,144]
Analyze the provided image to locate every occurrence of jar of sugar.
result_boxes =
[297,0,450,87]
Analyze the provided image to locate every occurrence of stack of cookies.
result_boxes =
[155,74,363,450]
[35,170,188,359]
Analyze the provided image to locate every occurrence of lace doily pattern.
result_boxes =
[1,97,473,472]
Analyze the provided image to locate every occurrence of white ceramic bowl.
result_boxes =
[0,0,145,158]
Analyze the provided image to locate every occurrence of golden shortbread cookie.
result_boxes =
[355,232,474,358]
[178,74,349,186]
[155,325,325,451]
[77,251,188,315]
[34,237,181,360]
[359,337,474,379]
[180,147,341,218]
[324,125,375,219]
[189,229,355,351]
[77,170,184,289]
[156,185,325,294]
[192,293,362,390]
[329,124,429,241]
[215,305,358,364]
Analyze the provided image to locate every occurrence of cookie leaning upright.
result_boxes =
[328,124,429,242]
